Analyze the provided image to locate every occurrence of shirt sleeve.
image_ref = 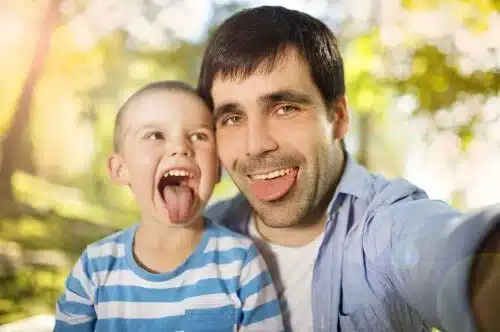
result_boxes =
[374,200,499,332]
[54,249,96,332]
[237,244,284,332]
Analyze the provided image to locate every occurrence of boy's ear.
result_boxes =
[107,153,129,185]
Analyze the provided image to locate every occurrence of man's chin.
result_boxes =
[251,202,305,228]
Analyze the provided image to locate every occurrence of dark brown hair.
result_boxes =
[197,6,346,111]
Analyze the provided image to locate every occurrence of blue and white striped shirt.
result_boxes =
[54,219,284,332]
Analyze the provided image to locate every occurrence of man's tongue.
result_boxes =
[163,185,193,223]
[249,169,298,201]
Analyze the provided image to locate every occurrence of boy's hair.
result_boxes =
[197,6,345,111]
[113,80,205,152]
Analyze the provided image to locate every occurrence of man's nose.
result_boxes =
[246,118,278,157]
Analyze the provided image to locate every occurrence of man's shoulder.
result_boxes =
[359,174,461,259]
[205,194,251,234]
[365,172,429,207]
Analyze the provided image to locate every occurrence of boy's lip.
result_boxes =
[156,164,200,196]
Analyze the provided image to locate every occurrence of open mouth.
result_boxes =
[157,169,197,223]
[247,167,297,181]
[247,167,299,201]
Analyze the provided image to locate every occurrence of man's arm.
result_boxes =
[372,201,499,331]
[470,212,500,332]
[54,250,96,331]
[237,245,284,331]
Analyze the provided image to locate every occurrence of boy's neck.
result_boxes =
[133,216,205,273]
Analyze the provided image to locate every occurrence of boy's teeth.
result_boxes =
[164,169,192,177]
[252,167,294,180]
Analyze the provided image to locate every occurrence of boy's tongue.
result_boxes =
[163,186,193,223]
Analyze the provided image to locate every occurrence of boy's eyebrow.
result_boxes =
[213,89,314,121]
[129,124,158,136]
[124,123,213,137]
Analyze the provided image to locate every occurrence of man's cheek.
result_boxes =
[215,140,237,169]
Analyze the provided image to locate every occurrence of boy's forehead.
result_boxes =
[121,89,212,130]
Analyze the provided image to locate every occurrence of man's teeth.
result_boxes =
[163,169,193,177]
[251,168,294,180]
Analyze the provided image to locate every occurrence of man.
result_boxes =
[198,6,500,332]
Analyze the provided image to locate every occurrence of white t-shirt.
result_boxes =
[248,217,323,332]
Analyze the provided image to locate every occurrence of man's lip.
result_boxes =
[246,166,299,180]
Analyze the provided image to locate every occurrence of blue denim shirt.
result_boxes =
[206,154,498,331]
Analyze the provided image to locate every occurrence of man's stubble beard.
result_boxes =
[250,146,345,229]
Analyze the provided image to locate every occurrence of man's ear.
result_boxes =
[217,160,223,183]
[331,96,350,140]
[107,153,129,186]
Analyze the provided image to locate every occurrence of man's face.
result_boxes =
[109,90,218,227]
[211,50,349,228]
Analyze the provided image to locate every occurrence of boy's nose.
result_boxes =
[171,150,192,157]
[169,140,193,158]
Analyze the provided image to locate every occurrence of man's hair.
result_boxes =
[113,80,203,152]
[197,6,346,111]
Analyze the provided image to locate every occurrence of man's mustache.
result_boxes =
[238,154,302,174]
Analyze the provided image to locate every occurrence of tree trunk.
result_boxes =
[0,0,61,205]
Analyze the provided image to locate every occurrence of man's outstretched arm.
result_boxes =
[470,213,500,332]
[374,201,499,331]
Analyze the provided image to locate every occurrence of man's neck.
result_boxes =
[253,213,326,247]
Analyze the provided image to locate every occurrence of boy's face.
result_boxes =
[108,89,218,227]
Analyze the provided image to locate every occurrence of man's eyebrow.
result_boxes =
[213,103,240,122]
[259,89,314,105]
[213,90,313,120]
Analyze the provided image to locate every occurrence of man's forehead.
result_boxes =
[211,53,314,106]
[213,48,306,85]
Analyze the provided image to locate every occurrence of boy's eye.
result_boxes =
[146,132,164,140]
[190,132,209,141]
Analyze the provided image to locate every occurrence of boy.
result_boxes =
[54,81,284,332]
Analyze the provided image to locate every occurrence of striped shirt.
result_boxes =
[54,218,284,331]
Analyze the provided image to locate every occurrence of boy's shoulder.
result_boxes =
[204,218,255,253]
[84,225,135,259]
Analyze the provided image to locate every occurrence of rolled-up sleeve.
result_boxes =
[378,200,499,331]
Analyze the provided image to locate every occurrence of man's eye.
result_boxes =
[146,132,164,140]
[276,105,299,115]
[190,132,209,141]
[221,115,242,126]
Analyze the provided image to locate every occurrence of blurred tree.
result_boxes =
[0,0,499,324]
[0,0,61,209]
[327,0,500,180]
[387,0,500,151]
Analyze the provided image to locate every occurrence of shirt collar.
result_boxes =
[333,152,371,199]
